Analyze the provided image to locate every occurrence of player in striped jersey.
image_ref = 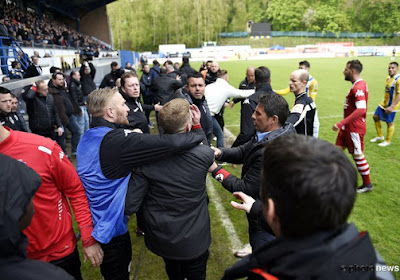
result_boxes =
[370,62,400,147]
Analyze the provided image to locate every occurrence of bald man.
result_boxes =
[286,69,319,137]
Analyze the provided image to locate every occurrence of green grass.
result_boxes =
[78,57,400,279]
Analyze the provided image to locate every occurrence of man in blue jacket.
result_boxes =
[77,87,205,280]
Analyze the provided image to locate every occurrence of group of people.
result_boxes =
[0,2,110,50]
[1,59,96,158]
[0,56,395,280]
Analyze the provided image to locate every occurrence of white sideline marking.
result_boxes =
[206,176,243,252]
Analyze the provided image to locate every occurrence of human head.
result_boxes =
[11,61,20,69]
[217,69,228,81]
[87,87,129,125]
[31,56,38,65]
[49,66,61,74]
[164,60,173,67]
[125,62,132,69]
[84,65,90,75]
[174,62,180,71]
[252,93,289,132]
[10,94,18,112]
[206,61,212,70]
[255,66,271,86]
[120,72,140,98]
[187,72,205,100]
[166,65,174,74]
[0,154,41,256]
[33,50,40,57]
[289,69,308,95]
[111,61,119,71]
[246,67,255,84]
[388,62,398,77]
[159,98,191,134]
[344,60,363,82]
[182,57,189,64]
[160,66,167,75]
[35,80,48,97]
[51,72,64,87]
[210,61,219,73]
[153,60,160,66]
[299,60,310,72]
[70,71,81,81]
[260,134,357,238]
[143,64,150,73]
[0,86,12,114]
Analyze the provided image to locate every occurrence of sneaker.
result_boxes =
[357,183,373,193]
[370,136,384,143]
[378,141,390,147]
[234,243,252,258]
[148,123,154,129]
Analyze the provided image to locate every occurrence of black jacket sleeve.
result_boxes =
[219,154,263,199]
[124,172,149,216]
[100,130,204,179]
[218,140,252,164]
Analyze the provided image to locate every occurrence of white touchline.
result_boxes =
[206,176,243,252]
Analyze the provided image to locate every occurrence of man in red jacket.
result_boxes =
[0,121,103,279]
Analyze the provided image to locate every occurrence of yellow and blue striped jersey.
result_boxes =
[380,73,400,110]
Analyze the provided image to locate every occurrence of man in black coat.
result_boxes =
[0,87,25,131]
[120,72,161,133]
[23,80,63,139]
[168,72,213,145]
[221,135,389,280]
[140,64,153,125]
[209,93,295,252]
[79,61,97,98]
[232,66,275,148]
[0,154,74,280]
[126,98,214,280]
[25,56,42,78]
[150,66,182,105]
[100,61,124,88]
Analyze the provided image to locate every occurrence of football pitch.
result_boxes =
[80,57,400,279]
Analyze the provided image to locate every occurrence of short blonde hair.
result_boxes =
[87,87,118,117]
[159,98,191,134]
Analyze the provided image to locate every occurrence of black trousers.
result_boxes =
[100,231,132,280]
[163,250,209,280]
[50,246,82,280]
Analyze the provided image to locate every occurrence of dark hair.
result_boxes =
[0,86,11,94]
[182,57,189,64]
[153,60,160,66]
[160,66,167,74]
[120,72,138,87]
[258,93,289,127]
[299,60,310,68]
[49,66,61,74]
[52,72,64,80]
[261,135,357,237]
[389,61,399,67]
[187,72,204,84]
[347,60,363,74]
[11,61,19,68]
[255,66,271,85]
[111,61,118,68]
[217,69,228,78]
[70,71,79,79]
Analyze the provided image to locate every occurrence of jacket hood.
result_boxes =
[0,153,41,258]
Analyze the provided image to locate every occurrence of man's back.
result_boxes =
[129,144,214,260]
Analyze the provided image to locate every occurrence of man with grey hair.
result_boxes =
[287,69,319,137]
[126,98,214,280]
[77,87,205,280]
